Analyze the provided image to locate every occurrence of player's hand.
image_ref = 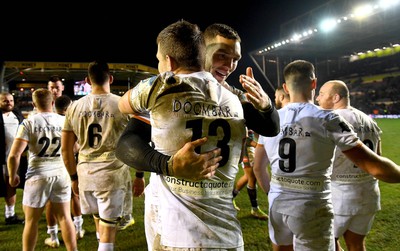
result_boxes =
[132,177,145,197]
[8,175,20,188]
[172,137,222,181]
[240,67,272,111]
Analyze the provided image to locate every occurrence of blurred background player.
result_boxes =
[7,88,77,251]
[232,127,268,220]
[62,60,137,251]
[0,92,26,225]
[54,95,86,243]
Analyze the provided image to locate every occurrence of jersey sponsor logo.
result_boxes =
[33,126,62,132]
[78,111,115,118]
[332,173,375,183]
[271,174,329,192]
[172,99,237,118]
[79,151,116,162]
[164,176,234,198]
[280,125,310,137]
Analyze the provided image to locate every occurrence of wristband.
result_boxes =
[70,173,78,181]
[166,155,174,176]
[135,172,145,178]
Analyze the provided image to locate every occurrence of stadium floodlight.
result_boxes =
[379,0,400,9]
[352,4,374,19]
[291,33,302,42]
[319,18,337,33]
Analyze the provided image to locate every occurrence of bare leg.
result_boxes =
[343,230,366,251]
[22,205,45,251]
[45,201,59,241]
[71,191,81,217]
[4,176,17,208]
[335,237,342,251]
[272,243,294,251]
[94,214,100,241]
[52,201,77,251]
[71,190,84,238]
[99,223,117,244]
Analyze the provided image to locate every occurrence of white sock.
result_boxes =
[73,215,84,231]
[98,242,114,251]
[5,205,15,218]
[47,225,59,240]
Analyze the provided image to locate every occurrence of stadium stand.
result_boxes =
[249,0,400,115]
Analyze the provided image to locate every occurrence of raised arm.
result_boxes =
[239,67,280,137]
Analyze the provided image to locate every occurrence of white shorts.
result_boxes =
[80,188,126,220]
[153,234,244,251]
[334,213,376,237]
[23,172,71,208]
[269,203,334,250]
[145,175,161,251]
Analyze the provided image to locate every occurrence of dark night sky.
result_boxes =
[1,1,328,90]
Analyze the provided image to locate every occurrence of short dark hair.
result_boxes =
[55,95,72,114]
[88,60,110,85]
[283,60,315,91]
[157,20,205,71]
[49,75,63,83]
[204,23,241,43]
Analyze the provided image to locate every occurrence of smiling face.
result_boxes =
[205,35,241,84]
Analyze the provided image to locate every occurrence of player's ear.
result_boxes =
[311,78,317,89]
[109,75,114,85]
[85,77,91,85]
[166,55,175,71]
[282,83,289,94]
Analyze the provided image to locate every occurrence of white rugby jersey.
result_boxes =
[263,102,359,217]
[3,112,20,159]
[331,107,382,214]
[15,112,67,179]
[64,93,131,191]
[129,71,246,248]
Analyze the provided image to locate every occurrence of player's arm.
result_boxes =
[253,143,271,194]
[118,89,134,114]
[343,141,400,183]
[239,67,280,137]
[376,138,382,156]
[61,131,78,178]
[116,117,221,180]
[242,102,280,137]
[7,138,27,187]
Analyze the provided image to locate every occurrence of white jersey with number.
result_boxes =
[64,93,131,191]
[129,71,246,248]
[15,112,67,179]
[263,102,359,217]
[331,107,382,214]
